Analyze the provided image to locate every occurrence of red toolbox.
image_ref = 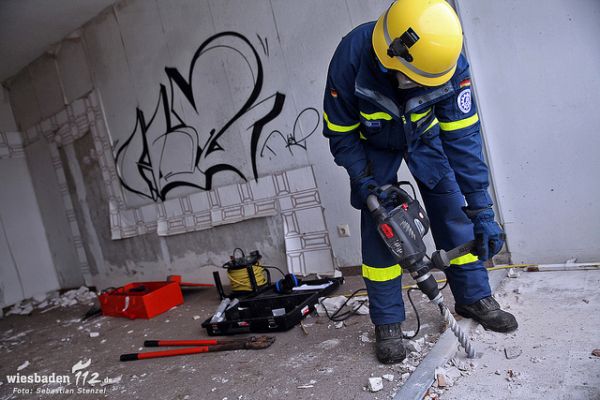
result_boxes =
[99,281,184,319]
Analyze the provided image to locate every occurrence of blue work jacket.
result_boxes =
[323,22,493,210]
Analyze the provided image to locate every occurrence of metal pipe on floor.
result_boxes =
[524,262,600,272]
[488,262,600,272]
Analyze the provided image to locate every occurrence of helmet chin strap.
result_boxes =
[396,71,420,89]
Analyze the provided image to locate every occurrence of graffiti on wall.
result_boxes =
[115,32,319,202]
[260,107,319,157]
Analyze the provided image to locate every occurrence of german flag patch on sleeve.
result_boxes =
[459,78,471,88]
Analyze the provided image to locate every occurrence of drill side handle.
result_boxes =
[431,240,476,270]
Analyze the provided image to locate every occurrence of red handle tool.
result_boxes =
[121,346,213,361]
[143,338,249,347]
[120,336,275,362]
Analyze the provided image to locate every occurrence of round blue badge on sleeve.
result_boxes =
[457,89,472,113]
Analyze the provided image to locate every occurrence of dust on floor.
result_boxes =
[0,275,450,400]
[428,269,600,400]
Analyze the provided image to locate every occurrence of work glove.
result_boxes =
[356,176,381,206]
[464,207,505,261]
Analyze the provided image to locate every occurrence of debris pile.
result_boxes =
[364,374,398,393]
[315,295,369,316]
[424,353,479,397]
[6,287,97,316]
[384,334,438,396]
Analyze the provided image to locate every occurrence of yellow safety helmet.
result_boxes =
[372,0,463,87]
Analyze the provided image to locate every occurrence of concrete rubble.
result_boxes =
[430,354,477,393]
[433,365,462,389]
[367,376,383,392]
[430,268,600,399]
[504,345,522,359]
[435,368,448,388]
[406,338,424,353]
[5,286,97,316]
[2,276,424,398]
[13,273,587,399]
[297,380,316,389]
[315,295,369,316]
[507,268,521,278]
[16,361,30,371]
[383,333,439,397]
[359,332,374,343]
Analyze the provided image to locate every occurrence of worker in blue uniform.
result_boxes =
[322,0,518,364]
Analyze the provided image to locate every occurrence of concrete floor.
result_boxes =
[432,269,600,400]
[4,269,598,400]
[0,275,448,400]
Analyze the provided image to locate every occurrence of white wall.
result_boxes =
[11,0,596,290]
[0,88,24,307]
[5,0,396,284]
[0,157,62,302]
[0,88,61,306]
[26,138,84,288]
[456,0,600,263]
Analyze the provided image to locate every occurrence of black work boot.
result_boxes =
[374,322,406,364]
[455,296,518,333]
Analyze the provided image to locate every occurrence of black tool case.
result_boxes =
[201,277,343,336]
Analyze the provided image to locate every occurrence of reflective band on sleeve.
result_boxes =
[424,118,438,133]
[450,253,479,265]
[323,112,360,133]
[410,108,432,122]
[362,263,403,282]
[360,111,393,121]
[359,131,367,140]
[439,113,479,131]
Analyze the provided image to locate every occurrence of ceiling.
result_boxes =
[0,0,116,82]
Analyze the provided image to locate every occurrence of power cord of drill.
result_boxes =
[319,263,524,340]
[318,268,448,340]
[319,286,438,340]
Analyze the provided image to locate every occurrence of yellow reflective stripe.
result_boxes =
[450,253,479,265]
[424,118,439,133]
[323,112,360,133]
[439,113,479,131]
[359,132,367,140]
[360,111,393,121]
[362,264,403,282]
[410,108,432,122]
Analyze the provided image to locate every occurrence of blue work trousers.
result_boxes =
[359,146,492,326]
